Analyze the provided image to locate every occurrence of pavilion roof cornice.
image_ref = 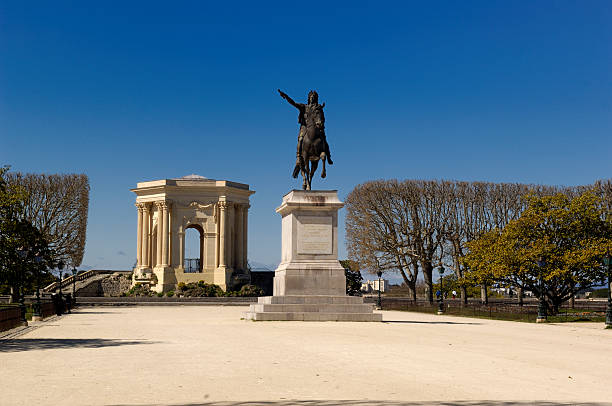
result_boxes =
[131,180,255,198]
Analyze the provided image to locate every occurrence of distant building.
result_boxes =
[361,279,390,293]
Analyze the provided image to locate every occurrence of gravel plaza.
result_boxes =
[1,306,612,406]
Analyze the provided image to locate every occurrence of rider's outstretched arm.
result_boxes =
[278,89,302,110]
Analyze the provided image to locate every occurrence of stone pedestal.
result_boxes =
[244,190,381,322]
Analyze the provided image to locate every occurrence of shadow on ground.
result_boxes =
[108,401,612,406]
[70,311,123,314]
[0,338,156,352]
[383,320,482,325]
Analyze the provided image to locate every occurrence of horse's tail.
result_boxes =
[292,163,300,179]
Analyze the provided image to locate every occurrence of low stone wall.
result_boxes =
[77,296,257,306]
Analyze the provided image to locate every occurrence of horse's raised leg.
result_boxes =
[305,161,311,190]
[320,152,327,178]
[301,162,308,190]
[309,160,319,190]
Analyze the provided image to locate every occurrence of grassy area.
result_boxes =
[390,303,606,323]
[546,314,605,323]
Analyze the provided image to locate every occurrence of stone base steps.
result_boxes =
[258,295,365,305]
[244,295,382,322]
[244,311,382,322]
[250,303,375,313]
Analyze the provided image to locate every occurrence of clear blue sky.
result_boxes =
[1,1,611,277]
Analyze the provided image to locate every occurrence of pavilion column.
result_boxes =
[228,203,234,268]
[161,202,169,267]
[156,202,163,267]
[234,203,243,270]
[142,203,151,268]
[135,203,143,268]
[218,202,229,269]
[167,202,172,266]
[178,230,185,269]
[242,204,250,270]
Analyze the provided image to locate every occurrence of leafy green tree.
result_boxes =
[0,167,56,299]
[1,166,25,297]
[464,191,612,314]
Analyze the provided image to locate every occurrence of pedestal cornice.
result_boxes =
[276,190,344,216]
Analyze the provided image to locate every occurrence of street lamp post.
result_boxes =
[437,264,445,315]
[72,267,77,307]
[32,255,43,321]
[56,260,64,295]
[536,258,547,323]
[376,271,383,310]
[603,251,612,329]
[16,249,28,325]
[56,260,64,315]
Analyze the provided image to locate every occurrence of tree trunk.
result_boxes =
[408,281,417,302]
[518,287,523,307]
[10,285,19,303]
[481,284,488,304]
[423,262,434,304]
[454,258,467,305]
[411,262,419,302]
[549,294,566,316]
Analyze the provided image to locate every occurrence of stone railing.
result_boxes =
[43,270,132,293]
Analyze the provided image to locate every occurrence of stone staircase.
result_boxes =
[60,273,113,295]
[244,295,382,322]
[43,270,132,296]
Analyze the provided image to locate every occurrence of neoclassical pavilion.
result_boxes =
[131,175,255,292]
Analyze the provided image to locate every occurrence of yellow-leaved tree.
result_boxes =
[464,190,611,314]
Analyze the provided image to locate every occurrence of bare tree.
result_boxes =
[444,182,489,304]
[346,180,421,300]
[347,178,612,305]
[346,180,451,303]
[7,173,89,267]
[409,180,452,304]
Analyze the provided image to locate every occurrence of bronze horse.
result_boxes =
[298,102,328,190]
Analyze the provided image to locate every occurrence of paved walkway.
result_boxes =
[1,306,611,406]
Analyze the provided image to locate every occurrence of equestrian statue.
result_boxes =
[278,89,333,190]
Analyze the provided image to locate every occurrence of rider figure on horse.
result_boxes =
[278,89,333,178]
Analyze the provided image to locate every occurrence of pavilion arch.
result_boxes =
[184,223,204,273]
[131,175,255,293]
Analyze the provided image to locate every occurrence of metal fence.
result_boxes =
[0,306,22,332]
[184,258,201,273]
[371,297,607,323]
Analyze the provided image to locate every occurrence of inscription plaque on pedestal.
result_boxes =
[297,216,332,254]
